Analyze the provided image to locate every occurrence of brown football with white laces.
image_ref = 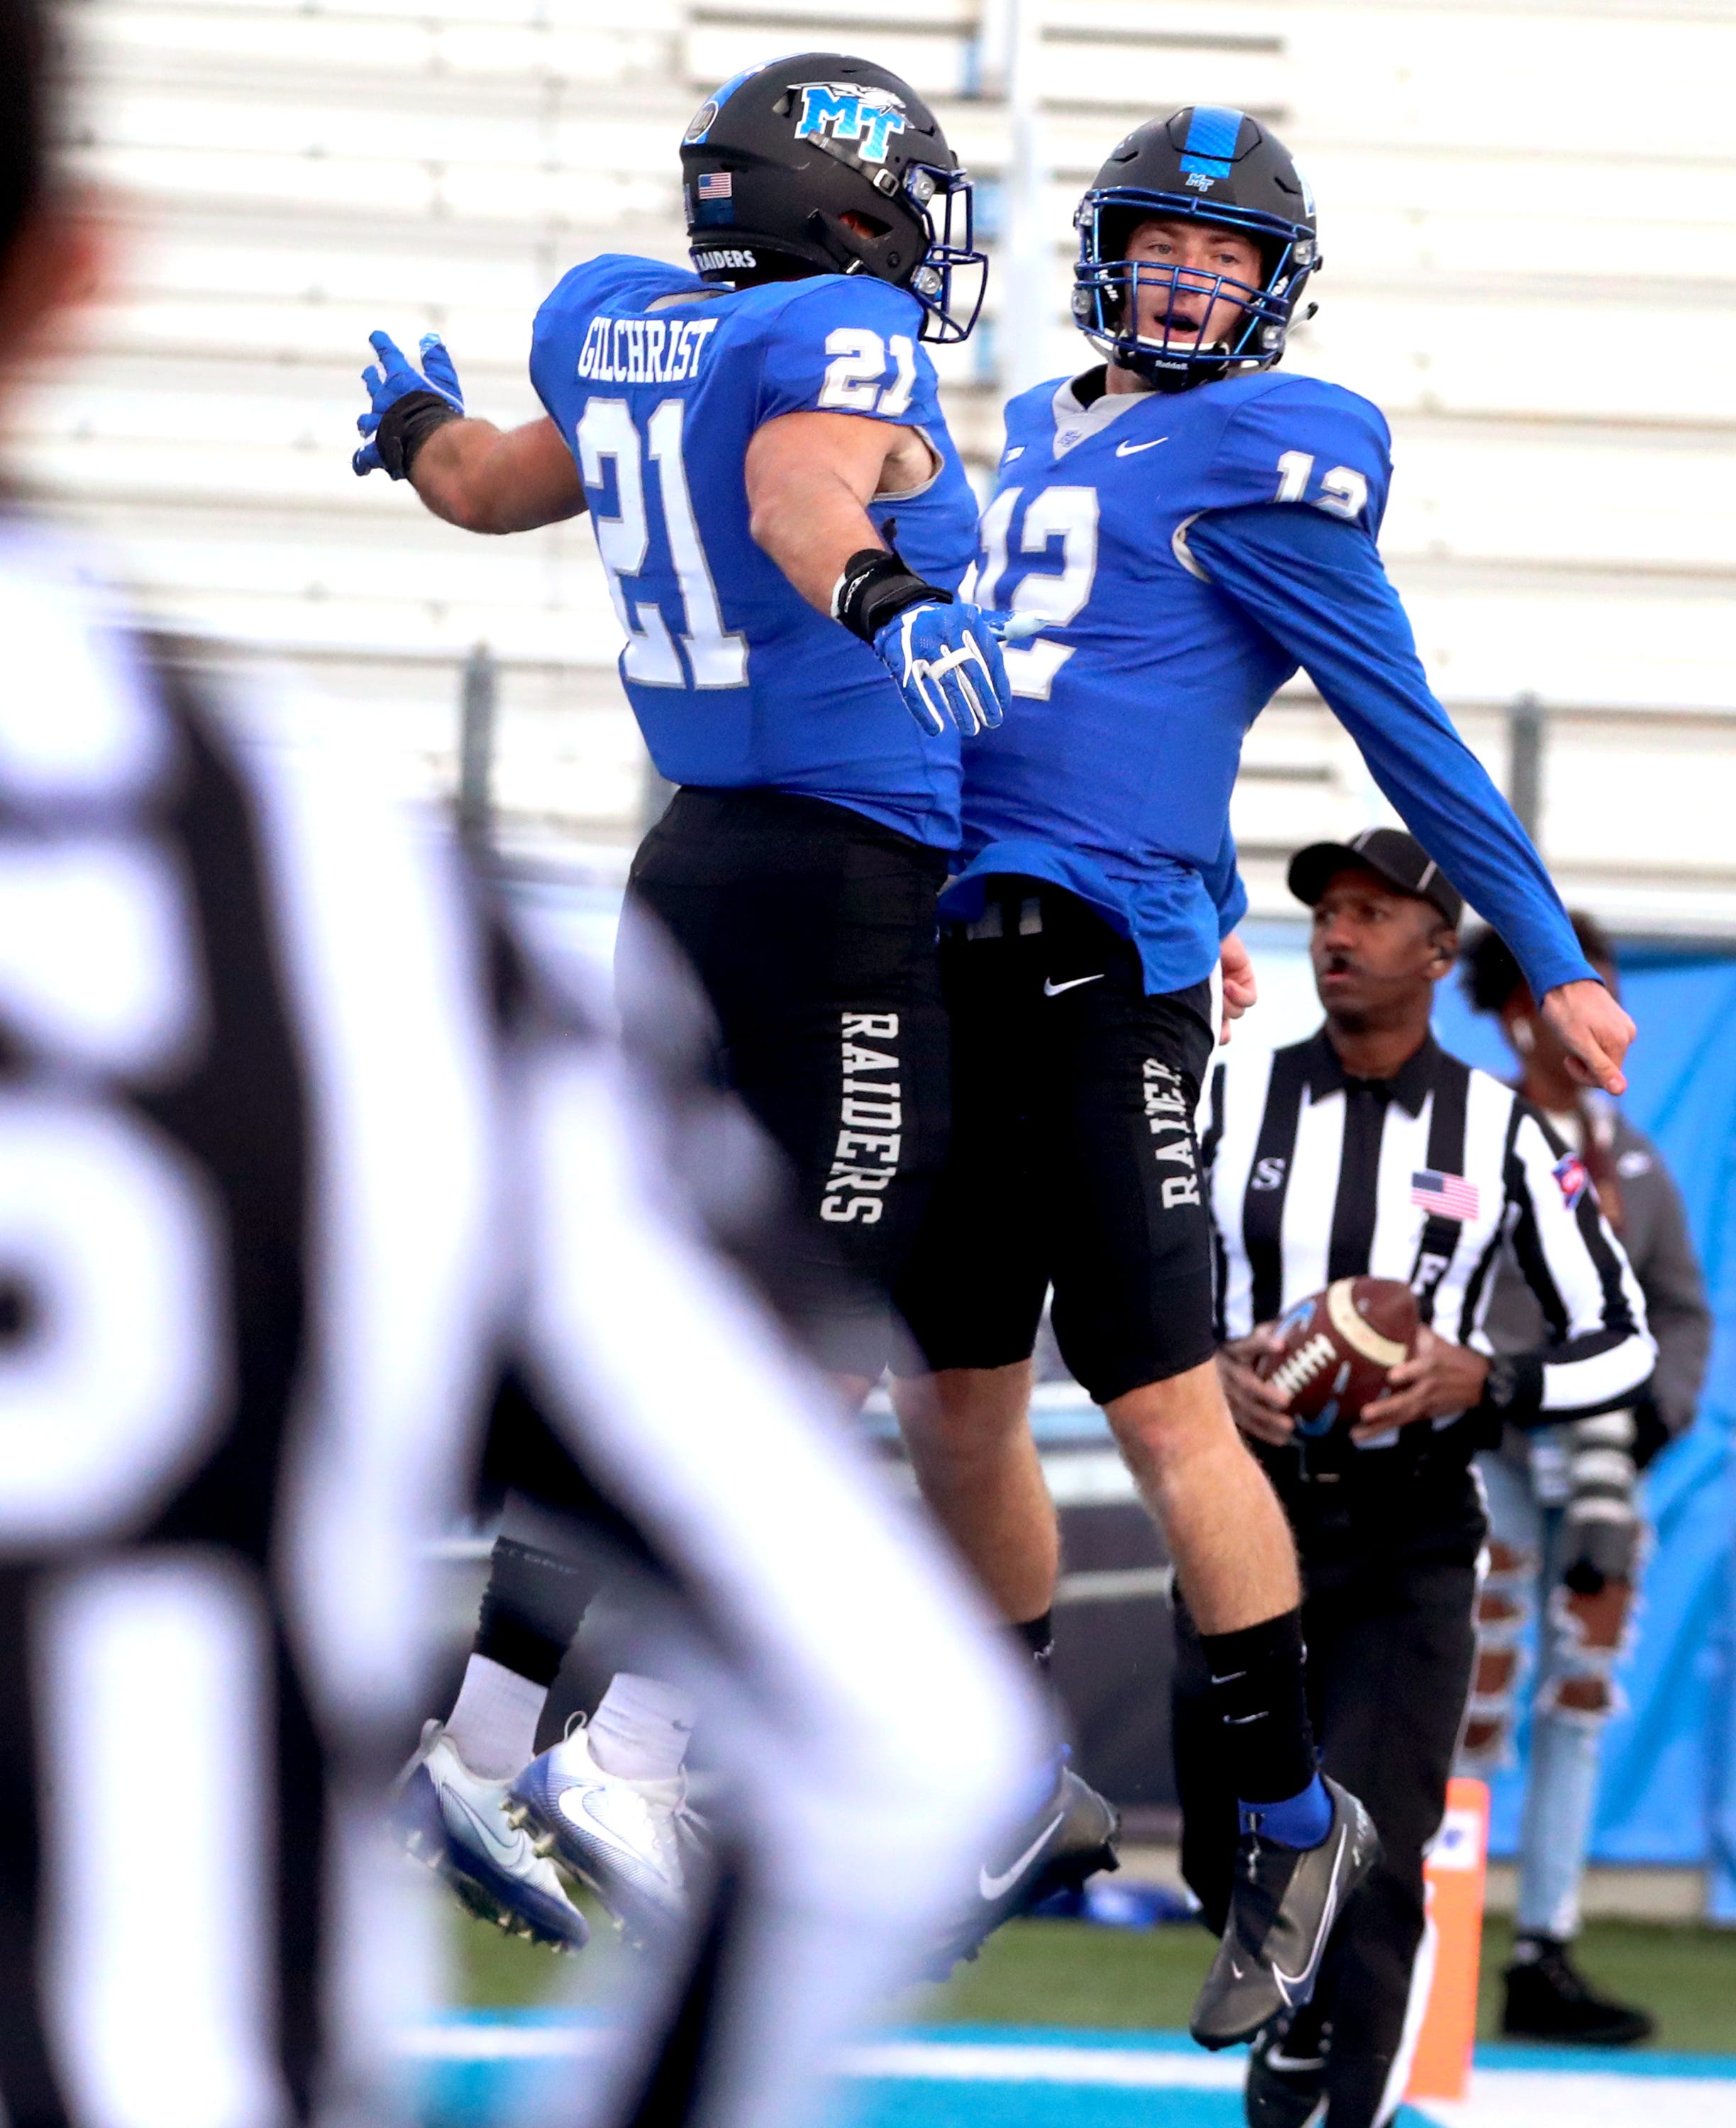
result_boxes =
[1255,1276,1420,1426]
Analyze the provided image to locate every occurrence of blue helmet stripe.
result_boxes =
[709,61,768,111]
[1178,105,1243,177]
[1183,105,1244,162]
[685,60,768,143]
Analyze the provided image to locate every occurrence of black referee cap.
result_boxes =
[1288,827,1464,929]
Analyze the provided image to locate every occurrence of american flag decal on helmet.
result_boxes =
[1411,1169,1480,1221]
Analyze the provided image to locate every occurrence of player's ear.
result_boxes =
[1428,924,1459,978]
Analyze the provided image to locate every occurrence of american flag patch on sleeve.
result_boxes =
[1411,1169,1480,1220]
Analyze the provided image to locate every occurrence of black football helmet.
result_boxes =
[1072,106,1319,391]
[680,54,986,343]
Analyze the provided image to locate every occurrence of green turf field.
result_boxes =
[453,1906,1736,2054]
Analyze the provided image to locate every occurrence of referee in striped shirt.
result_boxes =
[1183,829,1654,2128]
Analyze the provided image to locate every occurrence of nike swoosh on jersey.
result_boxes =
[979,1812,1066,1901]
[1115,437,1168,455]
[1271,1824,1350,1999]
[1043,974,1105,997]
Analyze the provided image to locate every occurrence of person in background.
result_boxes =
[1198,833,1655,2128]
[1461,915,1710,2046]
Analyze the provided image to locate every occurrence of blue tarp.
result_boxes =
[1432,955,1736,1907]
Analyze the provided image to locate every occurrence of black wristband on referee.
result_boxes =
[376,390,464,481]
[1476,1351,1544,1432]
[831,547,952,643]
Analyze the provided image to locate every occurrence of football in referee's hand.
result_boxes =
[1256,1277,1420,1429]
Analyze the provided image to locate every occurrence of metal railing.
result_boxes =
[457,642,496,849]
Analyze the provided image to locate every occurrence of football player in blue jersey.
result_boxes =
[890,106,1637,2059]
[353,56,1002,1410]
[354,55,1115,1973]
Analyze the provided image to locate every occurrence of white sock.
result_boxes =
[443,1655,547,1780]
[587,1673,697,1784]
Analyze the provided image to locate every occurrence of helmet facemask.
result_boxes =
[1072,191,1316,391]
[788,162,985,343]
[901,164,985,344]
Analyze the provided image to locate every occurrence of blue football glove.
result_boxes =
[871,600,1029,738]
[353,329,465,478]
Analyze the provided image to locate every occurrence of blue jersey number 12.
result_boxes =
[973,484,1100,699]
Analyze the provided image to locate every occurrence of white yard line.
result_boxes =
[401,2022,1736,2124]
[1423,2069,1736,2128]
[836,2040,1242,2088]
[399,2027,1238,2084]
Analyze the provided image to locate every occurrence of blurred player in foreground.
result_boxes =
[0,10,1037,2122]
[890,106,1637,2049]
[1200,833,1654,2127]
[1461,916,1708,2045]
[355,55,1112,1965]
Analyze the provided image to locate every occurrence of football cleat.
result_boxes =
[507,1721,697,1947]
[927,1758,1120,1976]
[1190,1775,1380,2051]
[1500,1935,1655,2046]
[390,1720,588,1953]
[1244,2017,1329,2128]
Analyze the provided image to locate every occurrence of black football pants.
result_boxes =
[1174,1554,1478,2128]
[894,882,1217,1405]
[628,786,950,1380]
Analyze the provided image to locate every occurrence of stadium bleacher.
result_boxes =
[27,0,1736,929]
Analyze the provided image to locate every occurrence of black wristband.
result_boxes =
[831,546,951,643]
[1476,1351,1544,1430]
[376,390,463,481]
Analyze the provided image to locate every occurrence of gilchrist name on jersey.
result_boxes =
[532,253,980,851]
[575,312,722,386]
[949,367,1391,986]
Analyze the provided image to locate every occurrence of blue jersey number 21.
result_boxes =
[577,396,748,689]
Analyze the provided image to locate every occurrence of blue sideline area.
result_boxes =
[404,2015,1736,2127]
[1430,948,1736,1914]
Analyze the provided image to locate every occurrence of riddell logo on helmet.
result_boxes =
[794,82,908,164]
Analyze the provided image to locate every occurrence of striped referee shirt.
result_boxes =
[0,526,1027,2128]
[1204,1029,1654,1435]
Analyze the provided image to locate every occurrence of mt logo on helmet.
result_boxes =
[795,82,909,164]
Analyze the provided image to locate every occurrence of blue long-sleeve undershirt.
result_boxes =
[1203,818,1249,940]
[1186,504,1597,1002]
